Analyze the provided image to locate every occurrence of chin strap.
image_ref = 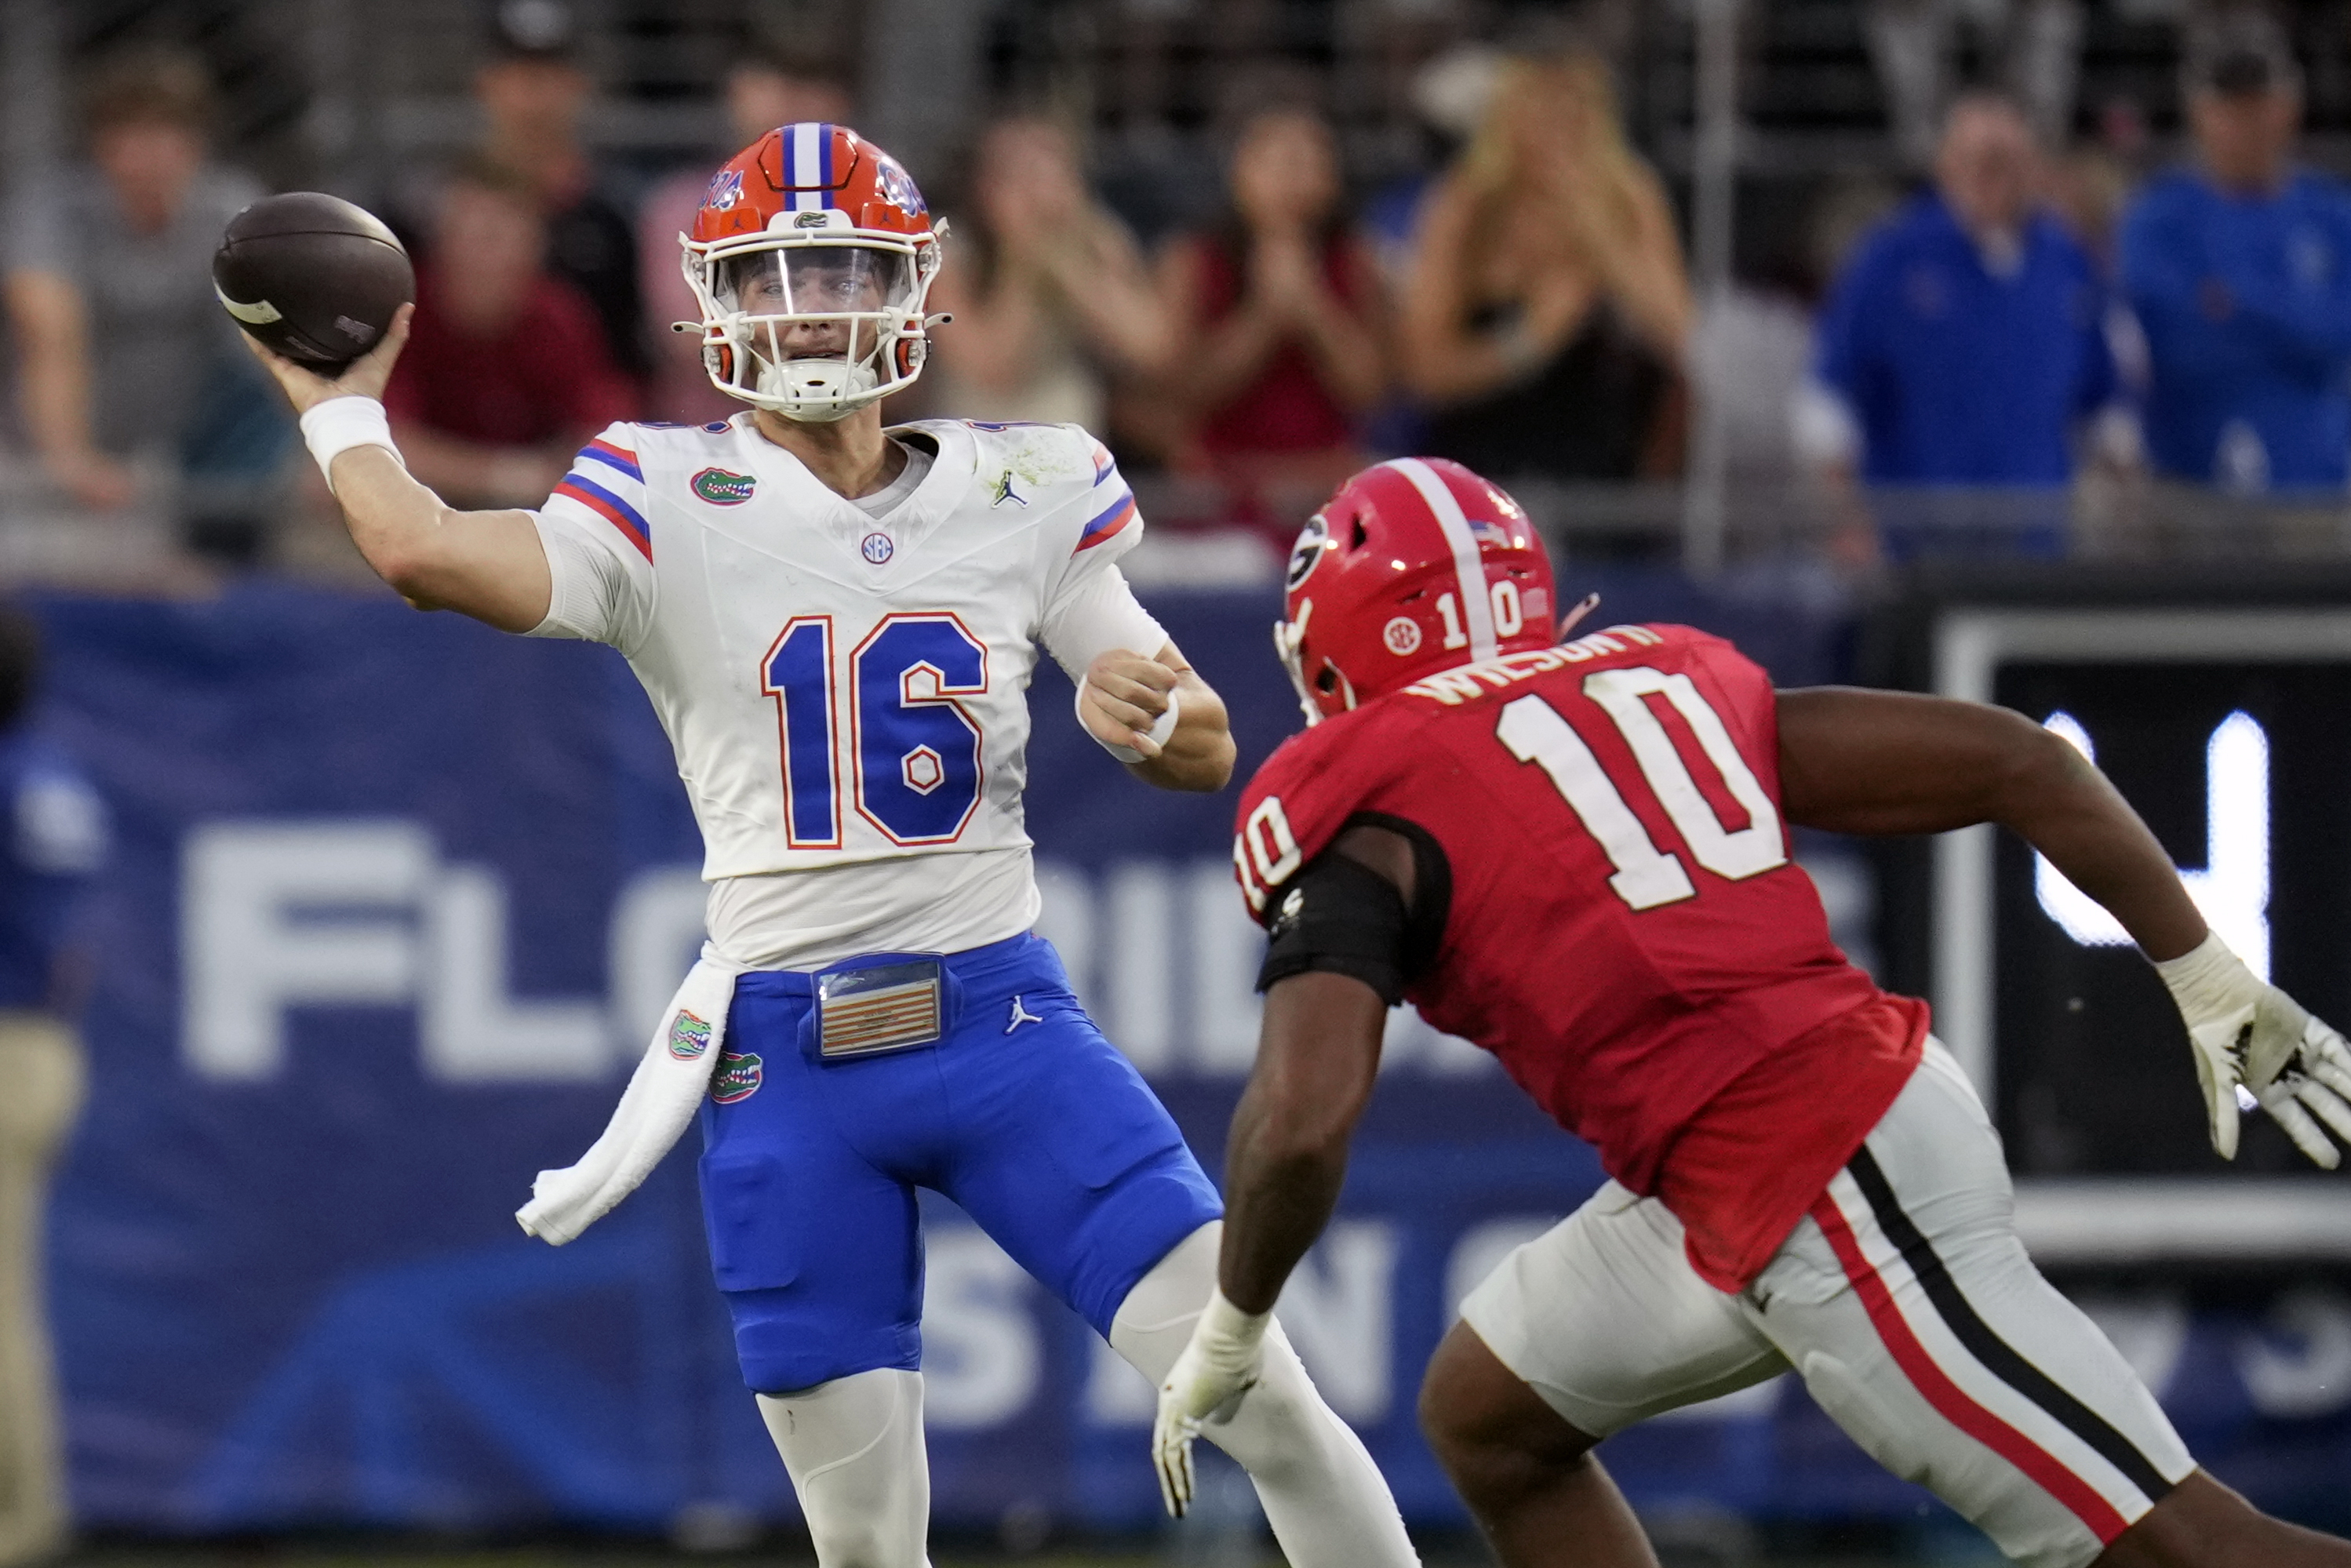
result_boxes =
[1557,592,1602,640]
[1272,602,1320,726]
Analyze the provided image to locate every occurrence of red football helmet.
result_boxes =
[1277,458,1557,723]
[682,122,942,422]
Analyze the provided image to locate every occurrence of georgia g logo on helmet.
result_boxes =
[681,122,944,424]
[1274,458,1556,726]
[1285,513,1330,594]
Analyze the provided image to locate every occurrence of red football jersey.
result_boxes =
[1234,623,1927,1287]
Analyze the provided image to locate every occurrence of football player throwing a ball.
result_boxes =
[246,126,1416,1568]
[1154,457,2351,1568]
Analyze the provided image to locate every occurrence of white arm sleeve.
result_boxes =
[1041,559,1169,684]
[526,510,656,649]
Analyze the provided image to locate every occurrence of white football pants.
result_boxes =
[757,1221,1419,1568]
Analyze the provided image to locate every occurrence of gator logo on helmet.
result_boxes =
[1286,514,1330,592]
[668,1010,712,1060]
[703,168,744,212]
[692,467,757,505]
[711,1052,764,1104]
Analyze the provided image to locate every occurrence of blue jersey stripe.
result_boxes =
[557,472,650,544]
[577,442,642,484]
[1081,486,1135,540]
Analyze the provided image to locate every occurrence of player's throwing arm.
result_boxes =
[241,304,556,631]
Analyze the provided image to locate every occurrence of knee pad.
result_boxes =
[757,1369,930,1568]
[1108,1221,1222,1384]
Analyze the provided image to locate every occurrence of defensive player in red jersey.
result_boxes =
[1149,457,2351,1568]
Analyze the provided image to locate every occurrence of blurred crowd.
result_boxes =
[3,2,2351,575]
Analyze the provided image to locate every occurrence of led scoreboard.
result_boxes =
[1905,599,2351,1263]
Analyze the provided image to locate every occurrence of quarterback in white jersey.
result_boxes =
[537,410,1177,966]
[245,122,1416,1568]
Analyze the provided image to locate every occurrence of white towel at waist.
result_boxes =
[517,952,743,1245]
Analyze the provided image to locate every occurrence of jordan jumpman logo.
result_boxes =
[1006,995,1044,1033]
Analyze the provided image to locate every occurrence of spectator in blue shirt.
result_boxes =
[1798,93,2127,493]
[2120,15,2351,493]
[0,606,105,1568]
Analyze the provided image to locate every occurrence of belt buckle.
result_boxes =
[817,958,945,1060]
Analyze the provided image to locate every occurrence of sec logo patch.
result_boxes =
[692,467,756,505]
[1383,616,1423,655]
[861,532,894,564]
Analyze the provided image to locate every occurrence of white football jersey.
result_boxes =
[527,415,1164,970]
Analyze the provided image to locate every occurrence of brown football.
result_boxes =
[212,192,414,370]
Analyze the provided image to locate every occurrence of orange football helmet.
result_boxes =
[682,122,943,422]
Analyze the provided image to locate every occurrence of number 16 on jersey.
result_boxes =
[762,612,992,849]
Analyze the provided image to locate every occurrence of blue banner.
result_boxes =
[32,577,2351,1538]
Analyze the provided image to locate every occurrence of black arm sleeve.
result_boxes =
[1255,813,1452,1004]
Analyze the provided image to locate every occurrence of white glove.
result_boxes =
[2154,933,2351,1168]
[1151,1286,1270,1518]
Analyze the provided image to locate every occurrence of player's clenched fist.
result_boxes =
[243,300,414,414]
[1079,648,1180,762]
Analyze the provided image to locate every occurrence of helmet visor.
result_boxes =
[712,243,917,320]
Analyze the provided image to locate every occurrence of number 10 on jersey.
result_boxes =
[1498,667,1785,908]
[762,613,989,848]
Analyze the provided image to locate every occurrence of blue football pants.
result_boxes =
[695,933,1225,1393]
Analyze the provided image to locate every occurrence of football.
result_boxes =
[212,192,414,370]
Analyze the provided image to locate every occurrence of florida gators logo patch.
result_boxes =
[692,467,757,505]
[711,1051,763,1104]
[668,1010,712,1060]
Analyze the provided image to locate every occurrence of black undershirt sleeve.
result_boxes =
[1254,813,1452,1004]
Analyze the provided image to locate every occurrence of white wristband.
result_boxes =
[299,396,404,493]
[1196,1286,1272,1355]
[1079,678,1180,764]
[2151,931,2261,1019]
